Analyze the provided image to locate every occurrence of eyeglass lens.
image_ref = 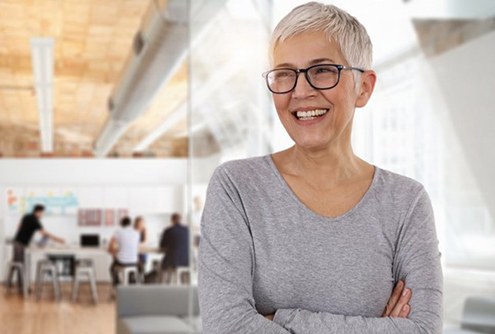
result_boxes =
[266,65,340,93]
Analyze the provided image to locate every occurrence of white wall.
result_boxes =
[0,158,189,185]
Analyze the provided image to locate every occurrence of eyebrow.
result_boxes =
[275,58,336,68]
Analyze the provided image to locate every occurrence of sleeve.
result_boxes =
[160,230,167,251]
[35,217,43,231]
[272,187,443,334]
[113,230,121,243]
[198,165,290,334]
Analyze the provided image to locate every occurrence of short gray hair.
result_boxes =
[270,2,373,70]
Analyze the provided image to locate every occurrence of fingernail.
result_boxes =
[402,288,409,296]
[403,305,409,312]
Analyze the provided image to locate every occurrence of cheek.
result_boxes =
[273,94,289,112]
[273,95,290,116]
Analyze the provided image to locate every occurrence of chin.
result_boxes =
[293,137,332,152]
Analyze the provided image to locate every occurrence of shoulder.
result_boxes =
[375,167,425,198]
[373,167,431,216]
[215,155,270,176]
[210,155,274,188]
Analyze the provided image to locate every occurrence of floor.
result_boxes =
[1,283,115,334]
[2,269,494,333]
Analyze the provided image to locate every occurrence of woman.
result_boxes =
[198,2,442,333]
[134,216,147,273]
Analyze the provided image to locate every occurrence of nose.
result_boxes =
[292,72,316,99]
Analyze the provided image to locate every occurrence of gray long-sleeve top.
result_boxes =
[198,155,443,334]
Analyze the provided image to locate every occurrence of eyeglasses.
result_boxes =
[262,63,365,94]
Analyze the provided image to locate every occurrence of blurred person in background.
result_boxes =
[7,204,65,291]
[134,216,147,273]
[108,216,140,286]
[160,213,189,283]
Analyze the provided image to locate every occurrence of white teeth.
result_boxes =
[295,109,328,120]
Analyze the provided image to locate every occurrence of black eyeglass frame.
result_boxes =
[262,63,365,94]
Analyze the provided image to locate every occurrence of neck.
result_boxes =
[277,142,368,188]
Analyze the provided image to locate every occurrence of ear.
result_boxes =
[355,70,376,108]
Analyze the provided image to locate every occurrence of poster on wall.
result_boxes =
[104,209,115,227]
[6,188,79,215]
[78,208,129,227]
[78,209,102,226]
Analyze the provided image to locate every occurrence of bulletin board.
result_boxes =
[5,188,79,215]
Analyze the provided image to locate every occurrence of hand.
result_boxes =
[382,280,411,318]
[264,313,275,321]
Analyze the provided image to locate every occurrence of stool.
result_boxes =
[118,266,140,286]
[35,259,61,301]
[175,266,191,286]
[72,259,98,304]
[5,261,28,298]
[160,266,191,285]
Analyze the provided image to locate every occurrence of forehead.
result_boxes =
[272,31,344,67]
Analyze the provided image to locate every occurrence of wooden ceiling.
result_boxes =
[0,0,189,158]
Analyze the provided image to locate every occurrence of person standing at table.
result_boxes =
[8,204,65,291]
[160,213,189,283]
[108,216,140,286]
[134,216,147,273]
[12,204,65,261]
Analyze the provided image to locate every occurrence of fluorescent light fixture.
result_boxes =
[31,37,54,152]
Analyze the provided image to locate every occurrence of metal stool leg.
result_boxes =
[17,266,26,298]
[51,269,60,301]
[35,262,43,301]
[72,273,80,302]
[5,264,14,290]
[89,270,98,304]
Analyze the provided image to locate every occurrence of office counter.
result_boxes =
[26,246,113,283]
[25,245,164,285]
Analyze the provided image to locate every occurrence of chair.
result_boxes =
[118,266,141,286]
[72,259,98,304]
[34,259,61,301]
[160,266,191,285]
[5,261,28,298]
[175,266,191,286]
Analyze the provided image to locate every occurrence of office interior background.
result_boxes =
[0,0,494,333]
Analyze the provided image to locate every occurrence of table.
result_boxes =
[25,246,113,288]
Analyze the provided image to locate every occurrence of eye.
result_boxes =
[313,66,338,74]
[272,70,295,80]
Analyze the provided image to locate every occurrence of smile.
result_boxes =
[293,109,329,121]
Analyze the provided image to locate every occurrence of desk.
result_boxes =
[139,246,164,273]
[26,246,113,287]
[25,246,163,286]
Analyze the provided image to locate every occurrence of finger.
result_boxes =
[382,280,404,316]
[398,304,410,318]
[390,288,412,317]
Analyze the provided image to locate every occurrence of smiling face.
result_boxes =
[272,31,375,152]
